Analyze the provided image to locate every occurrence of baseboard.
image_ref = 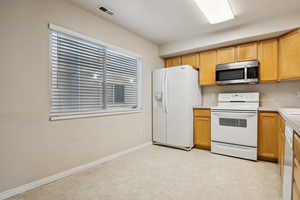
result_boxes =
[0,142,151,200]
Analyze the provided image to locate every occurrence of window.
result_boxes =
[49,26,141,118]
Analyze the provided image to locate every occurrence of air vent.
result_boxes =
[98,6,114,15]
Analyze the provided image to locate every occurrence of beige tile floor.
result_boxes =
[8,145,281,200]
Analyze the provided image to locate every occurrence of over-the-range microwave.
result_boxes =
[216,60,259,85]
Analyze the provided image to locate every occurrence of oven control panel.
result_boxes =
[218,92,259,102]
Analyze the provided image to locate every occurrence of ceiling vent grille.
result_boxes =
[98,6,114,15]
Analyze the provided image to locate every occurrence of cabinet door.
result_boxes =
[165,56,182,67]
[279,29,300,80]
[258,39,278,82]
[194,116,211,150]
[199,50,217,85]
[258,112,279,161]
[181,53,199,68]
[236,42,258,61]
[217,46,235,64]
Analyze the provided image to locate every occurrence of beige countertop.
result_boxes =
[193,105,211,109]
[193,106,300,134]
[278,108,300,134]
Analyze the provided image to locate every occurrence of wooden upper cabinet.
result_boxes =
[217,46,235,64]
[279,29,300,81]
[258,112,279,161]
[199,50,217,86]
[165,56,182,67]
[181,53,199,68]
[236,42,258,61]
[258,39,278,82]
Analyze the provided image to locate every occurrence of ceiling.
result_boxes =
[69,0,300,45]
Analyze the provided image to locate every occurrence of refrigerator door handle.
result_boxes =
[161,71,165,112]
[164,72,168,113]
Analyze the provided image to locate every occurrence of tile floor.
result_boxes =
[8,145,281,200]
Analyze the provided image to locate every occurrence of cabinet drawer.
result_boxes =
[294,134,300,162]
[194,109,211,117]
[294,183,300,200]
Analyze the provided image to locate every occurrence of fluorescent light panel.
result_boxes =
[194,0,234,24]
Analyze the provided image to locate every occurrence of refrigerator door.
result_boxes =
[152,70,167,144]
[165,66,196,148]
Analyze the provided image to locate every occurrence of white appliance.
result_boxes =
[152,65,201,150]
[211,92,259,160]
[283,125,293,200]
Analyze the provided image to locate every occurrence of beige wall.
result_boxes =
[0,0,163,192]
[202,80,300,108]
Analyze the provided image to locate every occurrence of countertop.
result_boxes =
[278,109,300,134]
[193,106,300,134]
[193,106,278,111]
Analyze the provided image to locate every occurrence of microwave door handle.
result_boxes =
[244,66,247,80]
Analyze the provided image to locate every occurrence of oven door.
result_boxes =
[211,110,258,147]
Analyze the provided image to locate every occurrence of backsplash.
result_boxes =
[202,80,300,108]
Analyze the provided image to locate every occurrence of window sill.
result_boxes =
[49,109,143,121]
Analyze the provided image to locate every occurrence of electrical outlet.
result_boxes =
[297,91,300,98]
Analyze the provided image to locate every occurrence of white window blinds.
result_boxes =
[50,28,140,116]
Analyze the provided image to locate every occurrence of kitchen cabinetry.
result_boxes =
[164,29,300,83]
[199,50,217,86]
[279,29,300,81]
[258,39,278,82]
[278,115,285,178]
[217,47,235,64]
[294,132,300,200]
[194,109,211,150]
[181,53,199,68]
[258,111,279,161]
[165,56,181,67]
[236,42,258,61]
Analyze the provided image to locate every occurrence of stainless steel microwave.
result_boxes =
[216,60,259,85]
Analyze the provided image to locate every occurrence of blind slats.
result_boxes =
[50,29,139,115]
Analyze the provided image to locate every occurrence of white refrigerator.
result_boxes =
[152,65,201,150]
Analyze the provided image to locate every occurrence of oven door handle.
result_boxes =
[211,112,256,119]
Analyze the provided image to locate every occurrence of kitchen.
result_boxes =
[158,29,300,200]
[1,0,300,200]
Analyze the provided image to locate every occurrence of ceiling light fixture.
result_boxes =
[194,0,234,24]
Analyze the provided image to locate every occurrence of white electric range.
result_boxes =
[211,92,259,160]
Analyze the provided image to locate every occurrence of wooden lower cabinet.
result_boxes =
[258,111,279,161]
[294,184,300,200]
[194,109,211,150]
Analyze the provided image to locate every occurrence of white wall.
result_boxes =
[202,80,300,108]
[160,12,300,57]
[0,0,163,192]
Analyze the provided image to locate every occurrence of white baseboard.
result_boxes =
[0,142,152,200]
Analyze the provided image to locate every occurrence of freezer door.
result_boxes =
[152,70,167,144]
[165,67,195,148]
